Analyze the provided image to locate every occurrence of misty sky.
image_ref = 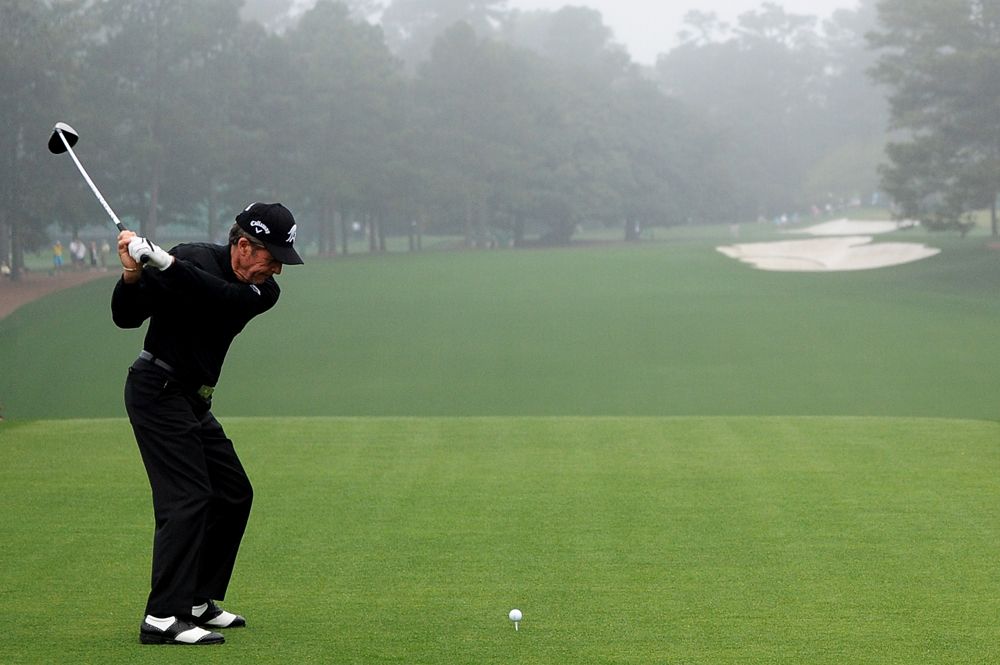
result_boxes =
[507,0,859,64]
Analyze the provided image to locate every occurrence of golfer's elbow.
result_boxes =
[112,313,144,329]
[111,306,147,329]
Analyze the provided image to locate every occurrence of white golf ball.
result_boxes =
[508,609,522,622]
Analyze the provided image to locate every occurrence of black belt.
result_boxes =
[137,350,215,400]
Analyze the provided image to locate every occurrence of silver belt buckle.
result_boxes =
[197,385,215,401]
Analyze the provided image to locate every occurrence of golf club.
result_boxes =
[49,122,148,263]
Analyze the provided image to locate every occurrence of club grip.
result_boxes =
[114,221,148,264]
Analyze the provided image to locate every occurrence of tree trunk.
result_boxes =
[9,222,23,282]
[146,9,163,243]
[464,196,474,247]
[624,218,640,241]
[340,214,349,255]
[318,203,335,257]
[0,217,9,274]
[513,215,525,247]
[146,162,161,241]
[477,194,489,247]
[330,206,338,256]
[317,210,328,256]
[207,177,217,242]
[325,196,338,256]
[991,192,998,238]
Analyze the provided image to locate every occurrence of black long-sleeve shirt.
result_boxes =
[112,242,279,387]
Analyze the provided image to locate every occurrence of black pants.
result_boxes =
[125,362,253,618]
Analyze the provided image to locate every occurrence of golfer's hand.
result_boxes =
[127,236,173,271]
[117,231,141,282]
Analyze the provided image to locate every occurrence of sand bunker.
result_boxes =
[718,219,939,272]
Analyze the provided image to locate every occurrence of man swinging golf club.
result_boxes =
[112,202,303,645]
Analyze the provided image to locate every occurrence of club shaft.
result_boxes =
[57,129,126,232]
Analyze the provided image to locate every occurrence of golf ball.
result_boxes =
[508,609,522,622]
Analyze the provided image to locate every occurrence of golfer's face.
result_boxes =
[235,239,282,284]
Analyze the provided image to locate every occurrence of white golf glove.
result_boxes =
[127,237,173,271]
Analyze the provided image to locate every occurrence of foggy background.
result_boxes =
[1,0,997,278]
[507,0,857,63]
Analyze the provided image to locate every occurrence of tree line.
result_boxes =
[1,0,996,278]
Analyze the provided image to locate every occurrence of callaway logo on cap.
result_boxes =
[235,202,304,265]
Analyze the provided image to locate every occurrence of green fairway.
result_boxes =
[3,230,1000,420]
[2,416,1000,664]
[3,230,1000,662]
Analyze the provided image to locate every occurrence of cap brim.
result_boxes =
[264,242,304,265]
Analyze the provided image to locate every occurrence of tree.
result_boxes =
[411,22,518,245]
[610,76,741,236]
[675,10,730,46]
[83,0,245,240]
[285,0,405,254]
[0,0,88,278]
[869,0,1000,235]
[803,0,887,205]
[411,11,733,246]
[656,2,892,219]
[241,0,383,32]
[381,0,508,69]
[656,4,829,218]
[179,18,297,243]
[412,16,626,246]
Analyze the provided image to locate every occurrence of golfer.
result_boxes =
[112,202,303,645]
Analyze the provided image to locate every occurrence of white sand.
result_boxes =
[718,220,939,272]
[788,218,917,236]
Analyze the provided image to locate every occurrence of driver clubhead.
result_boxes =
[48,122,79,154]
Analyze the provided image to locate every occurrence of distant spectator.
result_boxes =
[69,237,86,269]
[53,240,64,274]
[89,241,99,269]
[100,240,111,270]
